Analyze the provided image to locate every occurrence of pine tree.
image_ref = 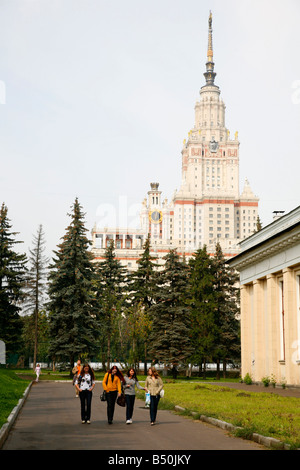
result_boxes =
[48,199,99,372]
[94,240,127,370]
[188,245,217,377]
[0,203,27,357]
[24,225,49,369]
[148,249,192,379]
[212,242,240,377]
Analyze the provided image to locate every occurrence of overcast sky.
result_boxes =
[1,0,300,259]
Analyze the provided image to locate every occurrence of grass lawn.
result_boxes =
[149,382,300,449]
[0,369,31,428]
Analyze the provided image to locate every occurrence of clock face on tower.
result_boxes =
[149,210,163,224]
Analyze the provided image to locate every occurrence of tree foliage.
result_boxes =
[0,203,27,356]
[48,198,99,370]
[93,240,127,370]
[149,249,192,378]
[24,225,49,368]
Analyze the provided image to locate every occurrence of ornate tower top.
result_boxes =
[203,11,217,86]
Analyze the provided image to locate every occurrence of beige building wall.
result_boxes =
[229,207,300,386]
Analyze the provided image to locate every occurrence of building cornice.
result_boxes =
[228,221,300,271]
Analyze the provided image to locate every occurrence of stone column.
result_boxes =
[266,274,278,382]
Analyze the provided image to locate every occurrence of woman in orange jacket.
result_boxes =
[102,365,125,424]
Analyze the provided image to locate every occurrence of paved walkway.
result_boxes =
[2,381,266,451]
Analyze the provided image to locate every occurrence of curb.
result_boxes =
[174,405,294,450]
[0,381,33,449]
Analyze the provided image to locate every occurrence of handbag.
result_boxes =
[100,373,109,402]
[117,393,126,407]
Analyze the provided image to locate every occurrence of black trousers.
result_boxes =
[150,395,160,423]
[125,394,135,420]
[79,390,92,421]
[106,390,118,423]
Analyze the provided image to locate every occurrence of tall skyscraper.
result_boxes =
[92,12,259,268]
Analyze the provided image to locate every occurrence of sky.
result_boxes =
[1,0,300,259]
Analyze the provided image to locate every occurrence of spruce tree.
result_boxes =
[148,249,192,379]
[188,245,217,377]
[129,235,157,372]
[0,203,27,358]
[213,242,240,377]
[130,235,156,308]
[94,240,127,370]
[48,199,98,371]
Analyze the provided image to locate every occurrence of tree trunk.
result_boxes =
[144,344,147,375]
[107,333,111,371]
[223,359,227,378]
[216,358,220,380]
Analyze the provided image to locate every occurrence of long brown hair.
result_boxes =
[149,366,160,378]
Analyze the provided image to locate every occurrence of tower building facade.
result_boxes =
[170,12,258,256]
[92,13,259,268]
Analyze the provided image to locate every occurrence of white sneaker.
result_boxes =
[126,420,131,424]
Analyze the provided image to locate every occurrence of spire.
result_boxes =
[203,11,216,86]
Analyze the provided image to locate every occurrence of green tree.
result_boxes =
[22,309,50,365]
[212,242,240,378]
[0,203,27,358]
[24,225,49,369]
[129,235,157,371]
[188,245,217,378]
[148,249,192,379]
[94,240,127,370]
[48,199,99,373]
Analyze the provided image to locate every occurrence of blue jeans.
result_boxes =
[150,395,160,423]
[79,390,92,421]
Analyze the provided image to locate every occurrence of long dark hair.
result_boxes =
[81,363,95,380]
[108,365,125,384]
[126,368,137,380]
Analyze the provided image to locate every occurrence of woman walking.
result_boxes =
[145,367,163,425]
[102,365,125,424]
[72,359,82,397]
[124,368,145,424]
[35,363,41,382]
[75,363,95,424]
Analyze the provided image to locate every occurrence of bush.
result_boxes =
[243,373,252,385]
